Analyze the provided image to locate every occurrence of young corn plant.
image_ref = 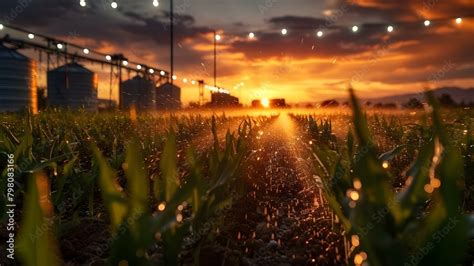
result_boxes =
[91,117,254,265]
[16,172,62,266]
[0,112,76,221]
[311,89,474,266]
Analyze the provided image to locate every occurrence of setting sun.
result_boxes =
[0,1,473,265]
[260,98,270,108]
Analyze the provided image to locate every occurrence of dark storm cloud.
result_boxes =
[0,0,472,88]
[0,0,215,72]
[0,0,212,45]
[230,17,397,59]
[231,12,472,61]
[328,0,474,21]
[268,16,328,29]
[324,0,418,21]
[0,0,80,26]
[120,10,211,44]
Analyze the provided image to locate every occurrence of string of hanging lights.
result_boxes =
[75,1,469,81]
[0,0,471,95]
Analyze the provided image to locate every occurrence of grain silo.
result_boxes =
[156,82,181,110]
[120,76,156,111]
[0,44,38,113]
[47,62,98,111]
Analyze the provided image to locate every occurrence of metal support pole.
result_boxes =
[110,64,114,108]
[213,30,217,87]
[170,0,174,86]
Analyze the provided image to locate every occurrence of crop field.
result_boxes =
[0,91,473,266]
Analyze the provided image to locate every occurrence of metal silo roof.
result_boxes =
[50,62,93,73]
[0,44,29,60]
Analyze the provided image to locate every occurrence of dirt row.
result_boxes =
[201,114,346,265]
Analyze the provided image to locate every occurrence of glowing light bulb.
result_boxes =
[160,70,166,76]
[111,1,118,9]
[352,25,359,32]
[215,34,221,41]
[424,184,434,193]
[317,30,324,37]
[424,20,431,26]
[354,254,364,265]
[28,33,35,39]
[136,64,142,70]
[351,235,360,247]
[122,60,128,66]
[79,0,86,7]
[387,25,394,32]
[83,48,90,54]
[248,32,255,39]
[105,55,112,61]
[153,0,159,7]
[183,78,188,83]
[172,75,177,80]
[261,98,270,108]
[191,80,196,85]
[149,68,155,74]
[353,179,362,189]
[281,28,288,35]
[382,161,389,169]
[431,178,441,188]
[455,17,462,24]
[0,24,4,30]
[349,190,360,201]
[158,202,166,211]
[56,43,64,49]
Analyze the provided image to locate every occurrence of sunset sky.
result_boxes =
[1,0,473,105]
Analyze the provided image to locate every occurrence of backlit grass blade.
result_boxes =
[17,172,61,266]
[349,88,395,206]
[92,145,128,232]
[124,139,150,216]
[156,129,179,202]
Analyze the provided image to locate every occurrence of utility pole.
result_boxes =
[213,30,217,87]
[170,0,174,86]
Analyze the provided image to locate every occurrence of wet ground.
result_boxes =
[201,114,346,265]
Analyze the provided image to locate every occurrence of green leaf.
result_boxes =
[17,172,61,266]
[92,145,128,232]
[125,140,150,217]
[156,130,179,202]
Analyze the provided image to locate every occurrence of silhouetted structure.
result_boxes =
[120,76,156,111]
[251,100,262,108]
[37,87,47,111]
[156,82,181,110]
[270,98,287,107]
[0,44,38,113]
[47,62,98,111]
[209,92,240,107]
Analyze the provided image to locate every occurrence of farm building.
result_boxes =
[0,44,38,113]
[209,92,240,107]
[270,98,287,107]
[120,76,156,111]
[47,62,98,111]
[156,82,181,110]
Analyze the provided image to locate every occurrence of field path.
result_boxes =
[208,114,346,265]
